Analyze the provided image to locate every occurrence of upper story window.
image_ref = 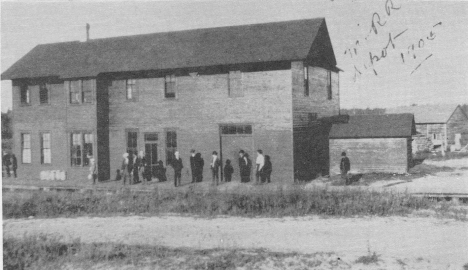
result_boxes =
[126,79,137,101]
[20,85,30,105]
[327,70,332,100]
[304,66,309,96]
[165,75,176,98]
[39,83,49,104]
[69,80,93,104]
[228,71,243,97]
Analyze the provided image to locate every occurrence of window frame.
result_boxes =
[21,133,32,164]
[20,85,31,106]
[304,65,309,97]
[70,131,94,167]
[126,129,139,155]
[220,124,253,136]
[39,83,50,105]
[327,70,332,100]
[126,79,137,101]
[164,75,176,99]
[165,129,177,166]
[40,132,52,164]
[68,79,94,105]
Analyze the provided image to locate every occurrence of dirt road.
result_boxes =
[4,215,467,268]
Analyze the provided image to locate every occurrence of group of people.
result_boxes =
[118,151,167,185]
[239,149,273,184]
[182,149,273,187]
[2,152,18,178]
[116,148,273,187]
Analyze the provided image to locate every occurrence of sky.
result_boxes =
[1,0,467,112]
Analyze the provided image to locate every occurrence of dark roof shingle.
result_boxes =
[329,114,416,139]
[2,18,336,80]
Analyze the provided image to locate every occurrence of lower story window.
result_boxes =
[166,130,177,166]
[41,133,51,164]
[21,133,31,163]
[127,131,138,155]
[71,132,93,167]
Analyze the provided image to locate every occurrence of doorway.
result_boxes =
[144,133,158,177]
[220,125,254,182]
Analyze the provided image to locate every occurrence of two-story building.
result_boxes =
[1,18,341,183]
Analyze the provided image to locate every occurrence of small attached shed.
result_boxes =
[329,114,416,174]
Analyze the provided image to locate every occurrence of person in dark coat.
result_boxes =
[141,152,152,184]
[133,151,141,184]
[172,151,183,187]
[224,159,234,182]
[340,151,351,185]
[195,152,204,182]
[238,150,251,183]
[190,149,196,183]
[11,154,17,178]
[3,152,11,177]
[155,160,167,182]
[263,155,272,184]
[211,151,221,185]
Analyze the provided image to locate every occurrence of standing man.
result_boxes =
[238,150,251,183]
[190,149,196,183]
[195,153,204,182]
[89,157,98,185]
[255,149,265,184]
[340,151,351,185]
[3,152,11,177]
[172,151,183,187]
[11,154,17,178]
[211,151,221,185]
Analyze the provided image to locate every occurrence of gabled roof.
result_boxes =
[329,114,416,139]
[386,104,463,124]
[1,18,337,80]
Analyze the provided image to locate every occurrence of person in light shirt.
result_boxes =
[255,149,265,184]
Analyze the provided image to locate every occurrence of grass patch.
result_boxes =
[2,185,445,219]
[355,251,381,265]
[3,234,347,270]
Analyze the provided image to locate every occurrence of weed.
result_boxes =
[355,251,381,265]
[3,186,448,219]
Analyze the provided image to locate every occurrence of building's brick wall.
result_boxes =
[329,138,409,174]
[447,106,468,146]
[11,80,97,182]
[108,69,294,183]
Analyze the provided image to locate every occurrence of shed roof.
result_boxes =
[386,104,462,124]
[329,114,416,139]
[2,18,336,80]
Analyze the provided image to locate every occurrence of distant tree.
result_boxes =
[461,104,468,116]
[341,108,386,115]
[1,110,12,139]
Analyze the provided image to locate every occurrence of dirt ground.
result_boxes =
[4,215,468,269]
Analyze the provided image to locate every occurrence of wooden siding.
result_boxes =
[291,61,339,128]
[107,69,294,183]
[447,106,468,146]
[329,138,409,174]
